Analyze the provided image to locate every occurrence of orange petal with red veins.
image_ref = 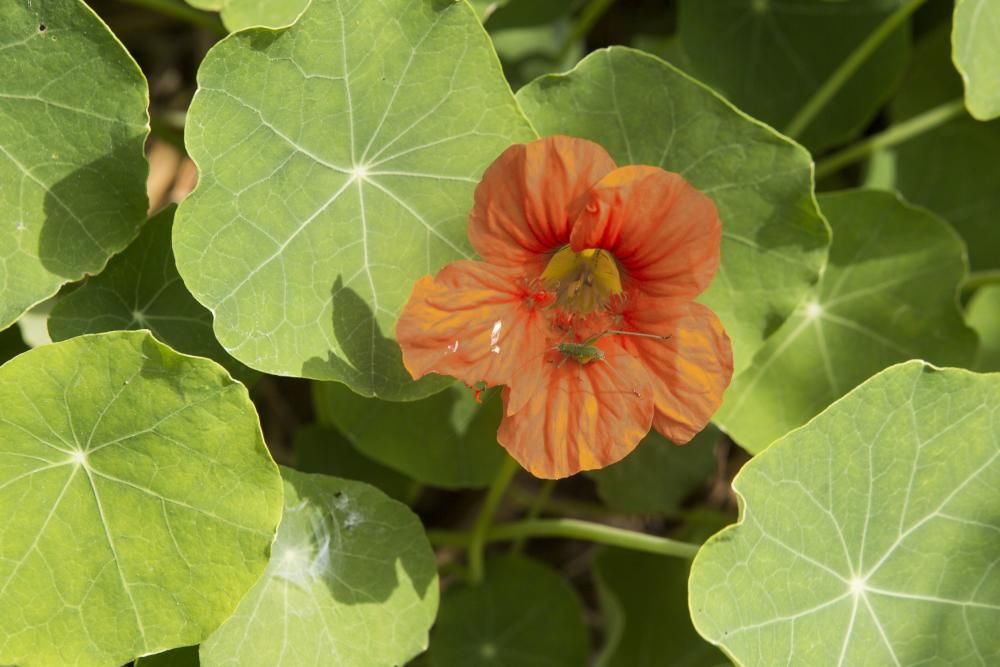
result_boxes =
[621,299,733,444]
[395,261,549,389]
[497,344,654,479]
[468,136,617,273]
[570,166,721,300]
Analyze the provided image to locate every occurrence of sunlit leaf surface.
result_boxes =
[0,0,148,330]
[200,467,439,667]
[0,331,282,667]
[952,0,1000,120]
[717,190,976,453]
[691,362,1000,666]
[174,0,535,399]
[517,46,830,374]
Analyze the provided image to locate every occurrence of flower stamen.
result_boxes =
[541,246,623,314]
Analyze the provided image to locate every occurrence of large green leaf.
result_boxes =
[968,285,1000,372]
[952,0,1000,120]
[887,24,1000,273]
[588,427,719,516]
[0,0,149,331]
[174,0,535,399]
[716,189,977,453]
[48,206,255,384]
[517,47,830,374]
[0,331,282,667]
[313,381,506,489]
[200,467,439,667]
[677,0,911,151]
[185,0,309,32]
[429,556,588,667]
[690,361,1000,666]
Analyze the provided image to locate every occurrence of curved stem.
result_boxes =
[467,456,519,584]
[964,270,1000,293]
[430,518,702,560]
[784,0,925,139]
[815,99,966,180]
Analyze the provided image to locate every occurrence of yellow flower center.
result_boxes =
[540,246,623,314]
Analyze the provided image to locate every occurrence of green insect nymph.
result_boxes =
[554,330,670,367]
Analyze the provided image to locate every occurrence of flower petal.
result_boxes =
[497,344,654,479]
[570,166,721,300]
[468,136,617,272]
[620,298,733,444]
[395,260,549,388]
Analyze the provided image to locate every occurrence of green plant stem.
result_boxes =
[964,270,1000,293]
[119,0,227,35]
[510,480,556,554]
[783,0,925,139]
[560,0,616,59]
[467,456,519,584]
[814,99,966,180]
[430,519,701,560]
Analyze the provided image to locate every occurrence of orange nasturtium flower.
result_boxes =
[396,136,733,479]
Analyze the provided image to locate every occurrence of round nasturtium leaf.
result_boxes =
[0,0,149,332]
[677,0,911,150]
[48,205,255,384]
[429,556,588,667]
[690,361,1000,666]
[0,331,282,667]
[716,189,977,454]
[185,0,309,32]
[174,0,535,400]
[952,0,1000,120]
[517,46,830,375]
[312,381,506,489]
[200,467,439,667]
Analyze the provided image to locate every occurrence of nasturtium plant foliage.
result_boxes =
[1,0,998,665]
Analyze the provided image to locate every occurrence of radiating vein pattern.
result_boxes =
[0,331,282,667]
[691,362,1000,666]
[174,0,534,399]
[0,0,148,330]
[717,190,977,453]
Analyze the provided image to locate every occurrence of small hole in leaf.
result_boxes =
[38,24,46,32]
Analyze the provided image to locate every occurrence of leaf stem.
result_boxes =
[783,0,925,140]
[814,99,966,180]
[560,0,616,59]
[431,518,701,560]
[118,0,227,35]
[467,456,519,584]
[510,480,556,554]
[964,270,1000,293]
